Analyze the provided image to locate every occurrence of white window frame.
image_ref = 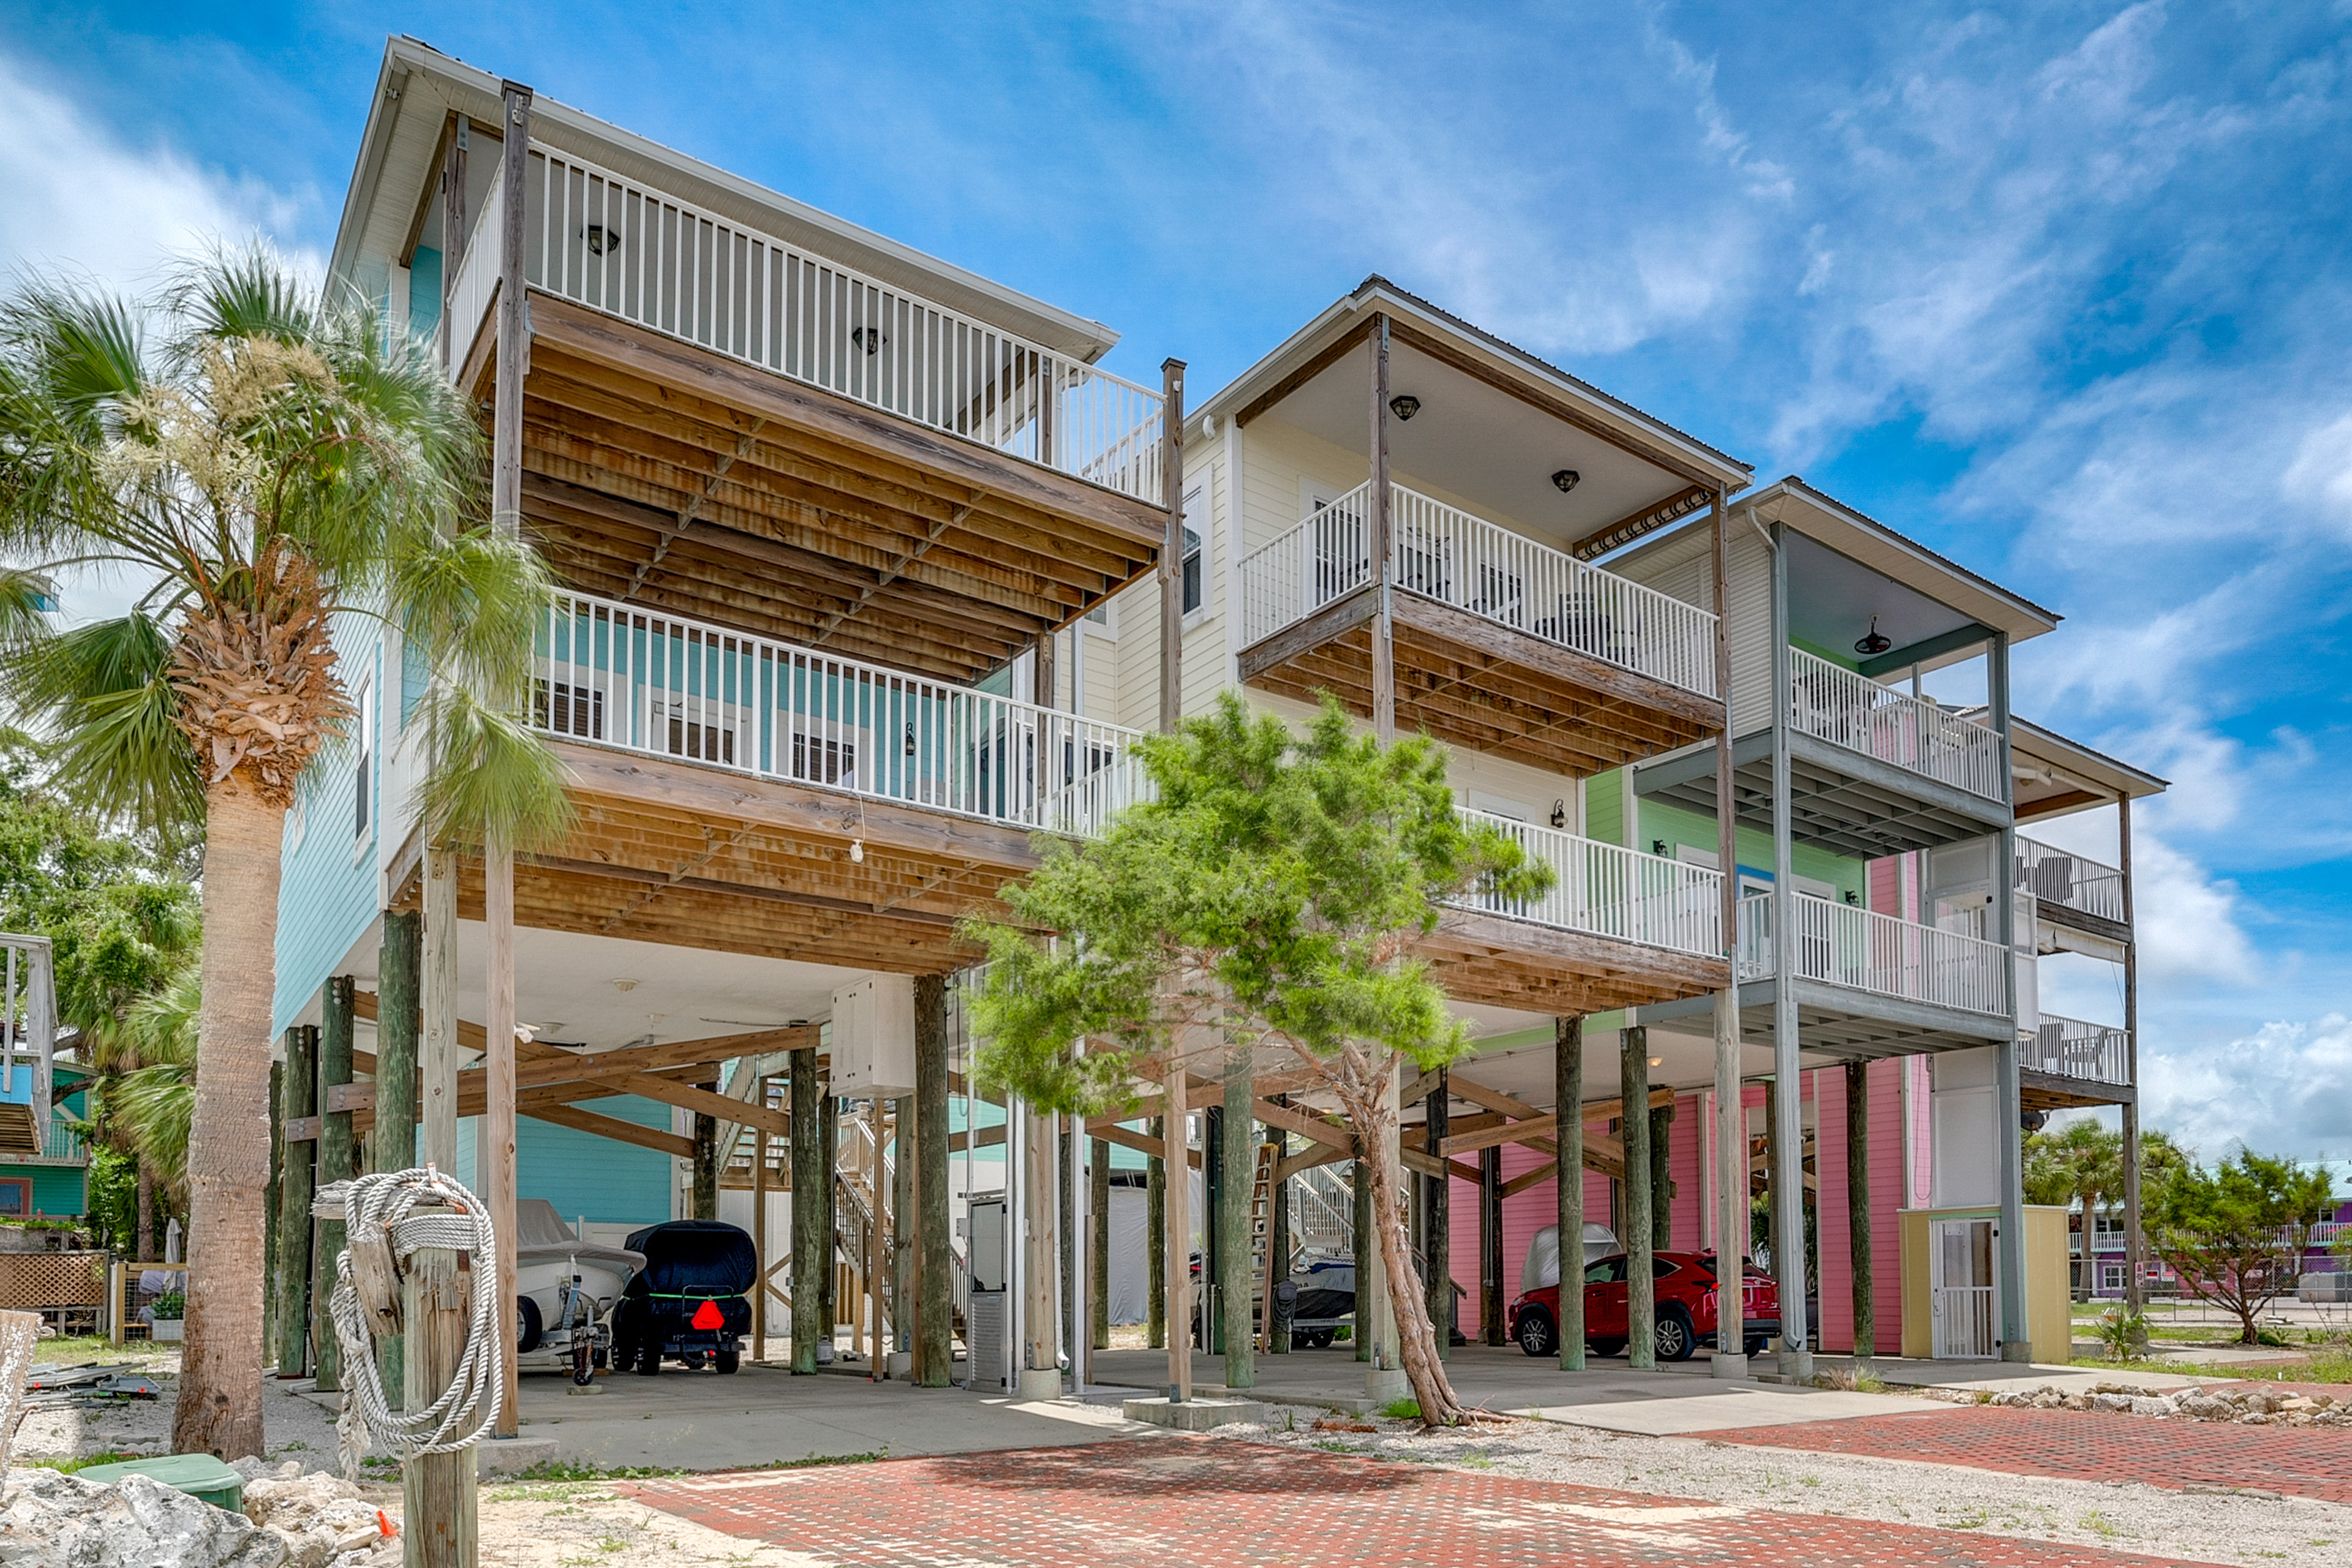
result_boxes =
[1178,481,1208,628]
[351,674,375,861]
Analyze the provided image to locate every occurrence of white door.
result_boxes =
[1929,1218,1997,1359]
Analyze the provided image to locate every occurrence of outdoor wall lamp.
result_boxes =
[1652,839,1668,857]
[851,326,887,355]
[1389,394,1422,421]
[1550,799,1568,828]
[1551,469,1581,494]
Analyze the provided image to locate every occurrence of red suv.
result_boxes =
[1507,1251,1779,1362]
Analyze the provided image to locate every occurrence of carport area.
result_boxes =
[495,1362,1142,1471]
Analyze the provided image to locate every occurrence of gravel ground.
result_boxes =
[476,1479,832,1567]
[1207,1408,2352,1566]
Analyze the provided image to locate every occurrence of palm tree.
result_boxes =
[0,250,567,1460]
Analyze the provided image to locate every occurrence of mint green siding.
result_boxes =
[459,1096,679,1228]
[272,630,385,1034]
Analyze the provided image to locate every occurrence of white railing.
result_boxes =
[444,174,504,366]
[2016,837,2125,924]
[1450,810,1724,960]
[1737,893,2010,1016]
[533,590,1148,837]
[2021,1014,2130,1084]
[1788,647,2005,801]
[515,148,1164,502]
[1238,482,1718,700]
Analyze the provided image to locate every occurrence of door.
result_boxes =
[967,1196,1009,1390]
[1929,1218,1997,1359]
[1583,1256,1630,1339]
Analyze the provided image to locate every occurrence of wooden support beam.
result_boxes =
[521,1103,695,1159]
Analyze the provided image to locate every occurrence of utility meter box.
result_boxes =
[829,974,916,1099]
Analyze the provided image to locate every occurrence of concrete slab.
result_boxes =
[1121,1396,1267,1431]
[505,1363,1158,1471]
[1812,1357,2204,1396]
[476,1436,560,1477]
[1513,1386,1940,1436]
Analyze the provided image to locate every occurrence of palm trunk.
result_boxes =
[172,777,286,1460]
[1333,1057,1466,1428]
[137,1160,155,1262]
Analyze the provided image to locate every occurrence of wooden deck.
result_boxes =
[469,291,1166,686]
[1239,584,1723,775]
[1420,907,1730,1013]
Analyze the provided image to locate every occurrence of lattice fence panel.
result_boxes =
[0,1250,107,1309]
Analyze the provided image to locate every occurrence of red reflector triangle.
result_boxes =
[692,1300,725,1331]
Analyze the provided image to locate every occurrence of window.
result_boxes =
[1180,483,1205,615]
[352,677,374,840]
[1583,1256,1628,1284]
[0,1178,28,1218]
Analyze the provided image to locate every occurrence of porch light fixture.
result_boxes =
[1855,616,1893,657]
[585,224,616,255]
[1551,469,1581,494]
[1388,394,1422,421]
[851,326,886,355]
[1648,1057,1663,1068]
[1652,840,1669,857]
[904,722,918,758]
[1550,798,1568,828]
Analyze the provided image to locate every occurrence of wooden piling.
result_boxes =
[275,1026,317,1378]
[790,1049,824,1374]
[1621,1027,1654,1369]
[1555,1016,1586,1370]
[916,975,951,1385]
[315,979,356,1393]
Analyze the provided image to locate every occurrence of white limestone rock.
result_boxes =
[0,1468,289,1568]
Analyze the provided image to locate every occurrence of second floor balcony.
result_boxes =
[2016,835,2127,935]
[533,590,1150,840]
[1789,647,2006,803]
[1237,481,1724,776]
[2021,1014,2131,1087]
[1736,892,2010,1019]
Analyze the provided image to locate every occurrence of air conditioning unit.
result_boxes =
[829,974,916,1099]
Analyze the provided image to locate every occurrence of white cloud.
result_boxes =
[0,50,307,296]
[2283,412,2352,536]
[2144,1014,2352,1162]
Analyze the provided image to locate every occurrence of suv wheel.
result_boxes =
[1515,1308,1556,1358]
[1655,1307,1695,1362]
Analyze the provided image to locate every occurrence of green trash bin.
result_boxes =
[74,1452,246,1513]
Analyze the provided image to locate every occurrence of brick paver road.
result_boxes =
[620,1439,2226,1566]
[1706,1406,2352,1503]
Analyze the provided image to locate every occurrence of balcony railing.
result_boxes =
[1788,647,2005,801]
[2016,837,2125,924]
[1450,810,1723,960]
[2021,1014,2130,1084]
[533,590,1148,837]
[1240,481,1718,700]
[1737,893,2009,1016]
[450,146,1166,503]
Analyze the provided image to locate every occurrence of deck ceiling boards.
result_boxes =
[499,294,1164,686]
[1732,996,2009,1059]
[1643,741,2006,858]
[2021,1072,2133,1112]
[418,739,1049,974]
[1419,911,1729,1015]
[1239,593,1723,778]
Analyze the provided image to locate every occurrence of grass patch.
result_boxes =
[1378,1398,1422,1421]
[26,1452,147,1476]
[513,1450,886,1485]
[28,1338,149,1367]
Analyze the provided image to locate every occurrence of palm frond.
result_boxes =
[168,242,314,352]
[412,682,576,854]
[6,614,204,840]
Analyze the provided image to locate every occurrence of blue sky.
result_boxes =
[6,2,2351,1161]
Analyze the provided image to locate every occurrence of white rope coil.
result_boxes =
[326,1166,505,1477]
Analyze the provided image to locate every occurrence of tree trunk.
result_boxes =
[172,778,285,1460]
[136,1161,155,1263]
[1334,1059,1466,1427]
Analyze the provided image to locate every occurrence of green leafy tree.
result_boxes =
[963,694,1551,1425]
[0,251,568,1460]
[0,734,198,1257]
[2145,1149,2335,1344]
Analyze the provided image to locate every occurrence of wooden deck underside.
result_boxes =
[1421,908,1729,1013]
[401,741,1045,974]
[483,292,1166,685]
[1240,589,1722,775]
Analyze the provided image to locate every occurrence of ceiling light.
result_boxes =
[1855,615,1893,657]
[584,224,617,255]
[1648,1057,1664,1067]
[1551,469,1581,494]
[1388,394,1422,421]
